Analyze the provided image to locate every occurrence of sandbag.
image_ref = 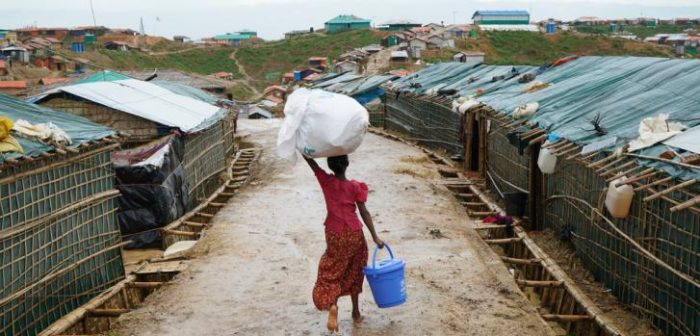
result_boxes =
[277,88,369,162]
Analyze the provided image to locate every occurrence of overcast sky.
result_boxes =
[3,0,700,40]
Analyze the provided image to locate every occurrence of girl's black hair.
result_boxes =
[327,155,349,176]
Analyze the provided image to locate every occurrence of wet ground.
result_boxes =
[113,119,553,336]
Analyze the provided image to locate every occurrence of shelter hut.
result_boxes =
[334,60,360,74]
[0,94,123,336]
[383,57,700,336]
[33,79,236,235]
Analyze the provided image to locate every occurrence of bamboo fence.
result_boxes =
[0,144,125,336]
[182,120,228,207]
[385,93,463,155]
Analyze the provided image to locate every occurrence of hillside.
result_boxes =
[574,24,691,38]
[235,30,382,90]
[82,47,242,77]
[422,31,674,65]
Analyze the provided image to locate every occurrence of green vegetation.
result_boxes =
[227,82,257,101]
[236,30,380,90]
[626,25,688,38]
[149,39,197,52]
[97,47,242,77]
[575,24,690,38]
[463,31,672,65]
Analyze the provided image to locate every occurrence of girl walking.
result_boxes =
[303,155,384,333]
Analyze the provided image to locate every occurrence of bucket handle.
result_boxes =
[372,243,394,269]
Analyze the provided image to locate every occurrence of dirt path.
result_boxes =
[228,49,261,98]
[147,46,207,56]
[365,46,398,75]
[113,119,553,336]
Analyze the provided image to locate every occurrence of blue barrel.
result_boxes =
[364,244,406,308]
[546,22,556,34]
[293,70,302,81]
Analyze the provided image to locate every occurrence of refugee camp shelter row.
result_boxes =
[33,78,236,207]
[311,72,398,127]
[0,94,124,336]
[385,57,700,336]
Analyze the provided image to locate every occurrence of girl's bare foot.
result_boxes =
[327,304,339,332]
[352,311,364,325]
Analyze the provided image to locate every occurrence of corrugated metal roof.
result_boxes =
[472,10,530,17]
[326,15,371,24]
[35,79,225,133]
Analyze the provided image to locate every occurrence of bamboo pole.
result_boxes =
[605,164,646,182]
[516,279,564,287]
[484,237,522,244]
[163,229,199,238]
[625,153,700,170]
[127,282,165,289]
[599,161,636,176]
[613,170,657,188]
[595,157,626,174]
[520,129,545,140]
[502,256,542,265]
[670,195,700,212]
[586,154,618,168]
[86,308,130,317]
[634,176,673,192]
[541,314,592,322]
[643,179,697,202]
[556,145,581,157]
[542,139,564,149]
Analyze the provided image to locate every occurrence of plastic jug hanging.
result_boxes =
[605,177,635,218]
[537,134,560,174]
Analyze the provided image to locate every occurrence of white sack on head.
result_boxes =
[277,88,369,163]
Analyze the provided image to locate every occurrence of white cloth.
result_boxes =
[13,119,72,146]
[628,113,685,152]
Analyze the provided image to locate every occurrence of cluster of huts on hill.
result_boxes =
[369,56,699,336]
[0,70,237,335]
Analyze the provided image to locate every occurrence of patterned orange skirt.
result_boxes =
[312,227,368,310]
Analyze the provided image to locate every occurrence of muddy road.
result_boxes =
[113,119,552,336]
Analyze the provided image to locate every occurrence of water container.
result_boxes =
[364,244,406,308]
[605,177,634,218]
[537,147,557,174]
[293,70,302,81]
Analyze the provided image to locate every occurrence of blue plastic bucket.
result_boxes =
[363,244,406,308]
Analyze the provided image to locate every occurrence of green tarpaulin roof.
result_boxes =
[0,94,115,163]
[390,56,700,180]
[75,70,131,84]
[326,15,371,24]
